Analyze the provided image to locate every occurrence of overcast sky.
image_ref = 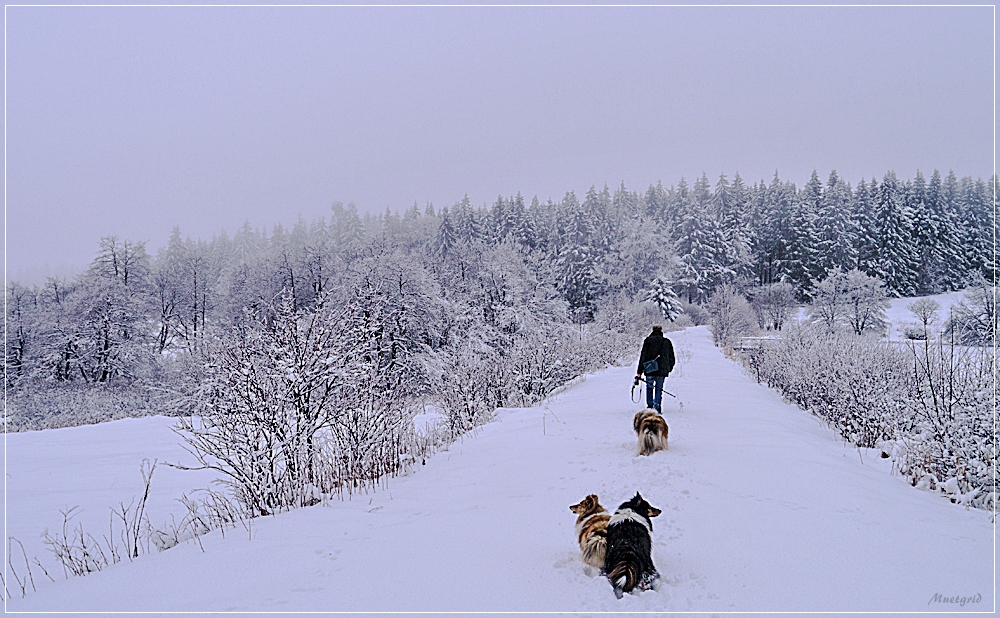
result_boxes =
[6,5,994,283]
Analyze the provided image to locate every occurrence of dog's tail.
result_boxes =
[641,427,658,456]
[607,561,639,596]
[582,534,607,569]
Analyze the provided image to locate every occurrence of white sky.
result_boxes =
[5,5,994,283]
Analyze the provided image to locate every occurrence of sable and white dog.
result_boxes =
[604,492,662,598]
[633,410,669,456]
[569,494,611,571]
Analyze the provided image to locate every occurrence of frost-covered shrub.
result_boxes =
[842,270,889,336]
[739,324,996,511]
[707,285,757,348]
[423,321,633,436]
[680,301,710,326]
[807,269,889,336]
[744,324,910,448]
[945,282,997,346]
[749,282,795,331]
[893,337,995,511]
[423,337,504,437]
[808,269,850,334]
[176,290,412,514]
[5,383,161,431]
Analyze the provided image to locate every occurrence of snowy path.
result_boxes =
[6,326,994,613]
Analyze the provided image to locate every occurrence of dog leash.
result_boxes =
[631,377,677,403]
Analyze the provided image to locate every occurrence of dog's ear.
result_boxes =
[648,506,662,518]
[633,412,643,433]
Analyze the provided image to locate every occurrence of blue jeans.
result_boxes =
[645,375,665,413]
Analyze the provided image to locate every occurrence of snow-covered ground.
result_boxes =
[5,325,993,613]
[883,289,968,341]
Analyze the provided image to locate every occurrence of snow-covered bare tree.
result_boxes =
[843,270,889,336]
[808,268,850,334]
[945,279,997,346]
[707,285,757,348]
[749,282,795,332]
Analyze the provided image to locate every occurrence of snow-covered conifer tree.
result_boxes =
[644,276,681,321]
[786,170,820,296]
[814,171,856,277]
[642,181,668,220]
[852,178,877,273]
[674,201,732,303]
[556,205,601,323]
[435,207,457,257]
[750,172,794,287]
[870,172,918,296]
[719,173,753,281]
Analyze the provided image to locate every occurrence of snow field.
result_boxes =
[883,289,968,340]
[5,326,994,613]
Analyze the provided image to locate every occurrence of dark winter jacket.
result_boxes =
[636,330,675,377]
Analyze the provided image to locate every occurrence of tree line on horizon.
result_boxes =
[4,168,994,426]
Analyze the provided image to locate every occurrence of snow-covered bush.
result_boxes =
[423,320,633,437]
[743,324,910,448]
[422,337,503,437]
[808,269,850,333]
[5,383,160,431]
[679,301,710,326]
[176,288,413,514]
[749,282,795,331]
[739,324,995,511]
[894,336,996,510]
[707,285,757,348]
[842,270,890,336]
[945,281,997,346]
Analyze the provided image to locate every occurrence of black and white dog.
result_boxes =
[604,492,662,598]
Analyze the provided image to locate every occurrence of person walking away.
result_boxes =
[635,325,675,413]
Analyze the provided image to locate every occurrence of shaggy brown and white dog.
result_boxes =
[633,410,669,456]
[569,494,611,570]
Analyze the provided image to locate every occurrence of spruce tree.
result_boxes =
[751,172,794,287]
[941,170,969,287]
[435,208,457,257]
[556,207,600,323]
[644,276,682,321]
[786,170,821,296]
[675,201,732,303]
[814,170,856,278]
[853,179,877,274]
[870,171,918,296]
[961,177,992,284]
[453,195,479,245]
[907,170,942,294]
